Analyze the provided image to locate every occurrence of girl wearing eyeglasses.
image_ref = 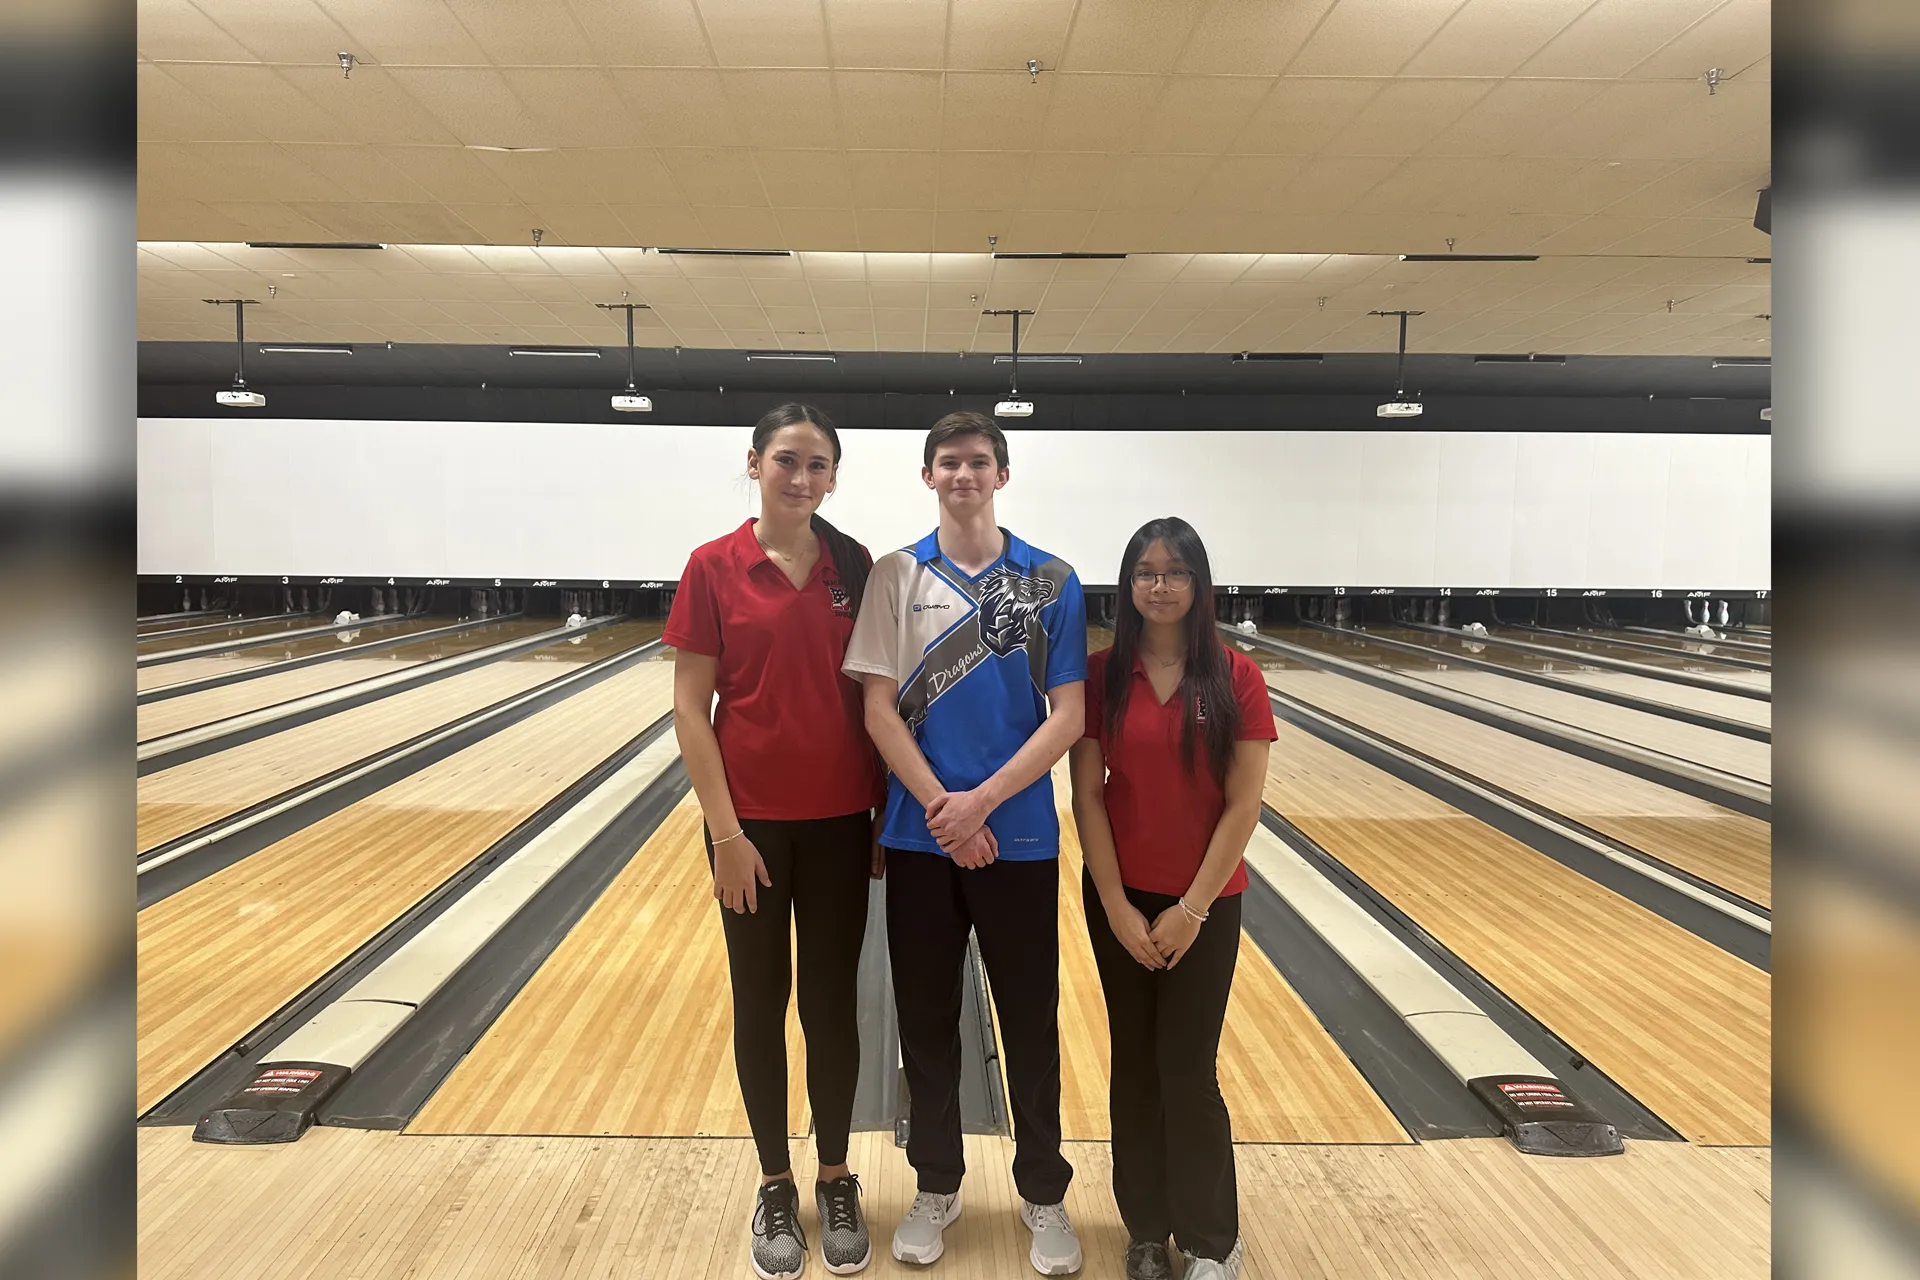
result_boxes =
[1067,517,1276,1280]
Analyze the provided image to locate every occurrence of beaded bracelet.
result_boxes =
[1178,897,1209,922]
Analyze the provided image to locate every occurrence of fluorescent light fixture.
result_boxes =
[258,344,353,355]
[994,399,1034,418]
[1473,353,1565,364]
[508,348,601,358]
[656,248,793,257]
[992,354,1080,364]
[245,241,384,251]
[992,252,1128,261]
[744,351,837,362]
[1399,253,1537,263]
[1233,352,1322,362]
[1711,357,1771,368]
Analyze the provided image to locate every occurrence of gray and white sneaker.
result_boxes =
[1019,1200,1083,1275]
[750,1179,808,1280]
[1179,1236,1245,1280]
[815,1175,871,1275]
[891,1189,961,1265]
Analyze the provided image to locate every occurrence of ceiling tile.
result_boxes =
[182,0,356,63]
[138,63,256,143]
[1040,74,1169,152]
[932,210,1010,250]
[1081,210,1174,252]
[498,69,642,148]
[1231,78,1381,154]
[1059,0,1207,74]
[439,0,599,63]
[139,0,256,61]
[1528,0,1732,77]
[1135,77,1271,153]
[836,71,945,150]
[1003,208,1096,250]
[276,67,465,146]
[1021,152,1118,211]
[1400,0,1593,76]
[659,148,767,205]
[696,0,832,67]
[779,208,862,248]
[384,68,545,149]
[720,70,840,149]
[375,146,520,204]
[313,0,489,64]
[155,64,348,146]
[1175,0,1337,74]
[276,144,438,203]
[945,0,1078,72]
[1104,155,1215,212]
[1422,79,1609,157]
[755,150,858,209]
[1320,79,1498,156]
[1286,0,1471,76]
[530,203,635,246]
[856,209,936,250]
[1272,155,1400,214]
[940,72,1054,150]
[823,0,948,68]
[610,69,747,148]
[696,206,787,247]
[848,151,939,208]
[936,151,1030,210]
[561,0,714,67]
[1185,154,1306,213]
[611,204,714,245]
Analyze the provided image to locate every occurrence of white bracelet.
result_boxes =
[712,828,746,846]
[1178,897,1209,922]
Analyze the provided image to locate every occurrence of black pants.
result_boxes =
[706,812,872,1177]
[886,847,1073,1205]
[1083,869,1241,1261]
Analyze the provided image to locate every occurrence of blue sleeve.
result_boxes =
[1044,572,1088,688]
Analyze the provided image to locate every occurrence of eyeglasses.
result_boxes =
[1131,569,1194,590]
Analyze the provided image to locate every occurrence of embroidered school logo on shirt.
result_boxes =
[828,583,852,617]
[976,566,1057,657]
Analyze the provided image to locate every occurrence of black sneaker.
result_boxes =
[815,1174,872,1275]
[1124,1239,1173,1280]
[752,1179,808,1280]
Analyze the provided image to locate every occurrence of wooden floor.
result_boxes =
[1267,668,1773,908]
[135,622,657,852]
[136,659,677,1114]
[136,618,560,741]
[1586,628,1771,665]
[1050,771,1408,1145]
[1263,627,1770,785]
[411,793,812,1140]
[1263,719,1771,1146]
[137,1127,1770,1279]
[1371,627,1773,730]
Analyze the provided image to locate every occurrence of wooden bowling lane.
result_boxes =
[136,614,327,654]
[1590,626,1771,664]
[136,614,476,693]
[1051,774,1409,1144]
[1494,627,1772,685]
[137,617,560,739]
[1265,667,1772,908]
[136,621,660,853]
[1367,626,1772,730]
[1264,626,1770,785]
[136,658,677,1115]
[1265,718,1770,1146]
[409,793,811,1139]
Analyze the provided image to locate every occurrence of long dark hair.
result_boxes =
[1105,517,1239,786]
[750,403,869,615]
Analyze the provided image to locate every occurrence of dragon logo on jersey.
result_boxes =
[976,565,1056,657]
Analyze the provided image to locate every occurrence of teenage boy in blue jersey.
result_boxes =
[842,411,1088,1276]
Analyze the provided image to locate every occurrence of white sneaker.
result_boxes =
[1019,1200,1083,1275]
[892,1189,961,1265]
[1180,1236,1245,1280]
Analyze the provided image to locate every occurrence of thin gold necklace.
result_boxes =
[755,528,812,562]
[1141,647,1185,669]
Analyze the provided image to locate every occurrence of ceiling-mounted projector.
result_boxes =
[994,399,1034,418]
[217,388,267,407]
[612,393,653,412]
[1376,401,1423,418]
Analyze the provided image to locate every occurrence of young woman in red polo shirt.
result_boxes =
[1068,517,1276,1280]
[666,403,886,1280]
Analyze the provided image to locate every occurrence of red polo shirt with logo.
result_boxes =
[665,519,885,822]
[1082,644,1278,897]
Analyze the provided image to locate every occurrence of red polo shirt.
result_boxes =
[1083,645,1278,897]
[665,520,885,822]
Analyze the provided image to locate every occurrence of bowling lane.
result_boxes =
[136,621,661,852]
[1262,663,1771,907]
[137,614,328,655]
[410,794,812,1139]
[1599,627,1771,663]
[136,655,677,1115]
[139,612,227,634]
[137,617,557,740]
[1486,626,1772,690]
[1261,626,1769,785]
[1264,718,1769,1146]
[1368,626,1771,730]
[137,615,469,693]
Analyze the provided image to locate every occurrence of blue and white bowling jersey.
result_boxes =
[842,527,1087,859]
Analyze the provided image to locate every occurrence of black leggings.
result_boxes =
[706,811,873,1176]
[1083,868,1242,1261]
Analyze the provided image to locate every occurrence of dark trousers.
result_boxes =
[885,846,1073,1205]
[706,812,872,1176]
[1083,869,1241,1261]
